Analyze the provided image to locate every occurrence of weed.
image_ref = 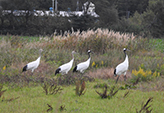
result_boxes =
[3,96,20,102]
[131,67,160,82]
[93,83,109,88]
[123,91,130,98]
[120,77,139,90]
[133,77,140,86]
[136,97,153,113]
[95,84,119,99]
[47,104,53,112]
[59,105,66,111]
[75,80,86,96]
[0,84,6,98]
[119,84,136,90]
[41,82,63,95]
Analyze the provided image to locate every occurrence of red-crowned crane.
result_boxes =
[73,50,91,73]
[22,49,43,73]
[114,48,129,84]
[55,51,76,75]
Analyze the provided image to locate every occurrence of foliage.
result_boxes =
[136,97,153,113]
[131,67,160,82]
[47,104,53,112]
[70,14,96,31]
[0,84,6,98]
[119,84,137,90]
[95,84,119,99]
[52,28,145,54]
[0,0,164,37]
[149,38,164,52]
[93,82,108,88]
[59,105,66,111]
[41,82,63,95]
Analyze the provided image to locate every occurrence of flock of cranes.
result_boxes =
[22,48,129,83]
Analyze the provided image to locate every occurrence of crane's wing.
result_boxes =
[116,63,128,75]
[27,60,38,70]
[76,62,88,71]
[59,59,73,72]
[60,63,71,72]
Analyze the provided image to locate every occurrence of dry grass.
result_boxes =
[51,28,143,53]
[86,68,132,81]
[53,28,136,41]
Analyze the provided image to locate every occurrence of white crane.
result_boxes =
[73,50,91,73]
[114,48,129,84]
[22,49,43,73]
[55,51,76,75]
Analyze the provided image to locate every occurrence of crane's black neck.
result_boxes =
[88,52,91,58]
[124,50,127,58]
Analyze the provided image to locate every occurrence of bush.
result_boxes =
[131,67,160,82]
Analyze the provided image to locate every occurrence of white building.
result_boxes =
[2,2,99,18]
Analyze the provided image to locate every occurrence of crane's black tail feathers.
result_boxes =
[73,66,77,72]
[114,69,117,76]
[22,65,27,72]
[55,68,61,75]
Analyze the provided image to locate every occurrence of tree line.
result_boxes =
[0,0,164,38]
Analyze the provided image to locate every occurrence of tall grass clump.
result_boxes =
[52,28,148,54]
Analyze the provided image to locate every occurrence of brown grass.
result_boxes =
[86,68,132,81]
[51,28,143,53]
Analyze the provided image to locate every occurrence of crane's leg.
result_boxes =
[124,72,127,82]
[115,76,120,84]
[124,75,126,82]
[31,69,34,77]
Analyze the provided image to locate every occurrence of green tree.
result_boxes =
[116,0,149,17]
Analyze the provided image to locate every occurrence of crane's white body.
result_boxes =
[57,59,74,75]
[26,57,41,72]
[115,55,129,76]
[22,49,43,73]
[75,58,91,73]
[55,51,76,75]
[114,48,129,83]
[73,50,91,73]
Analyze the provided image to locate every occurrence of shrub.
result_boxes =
[75,80,86,96]
[95,84,119,99]
[131,67,160,82]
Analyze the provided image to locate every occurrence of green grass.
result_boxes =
[149,38,164,52]
[0,35,40,42]
[0,80,164,113]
